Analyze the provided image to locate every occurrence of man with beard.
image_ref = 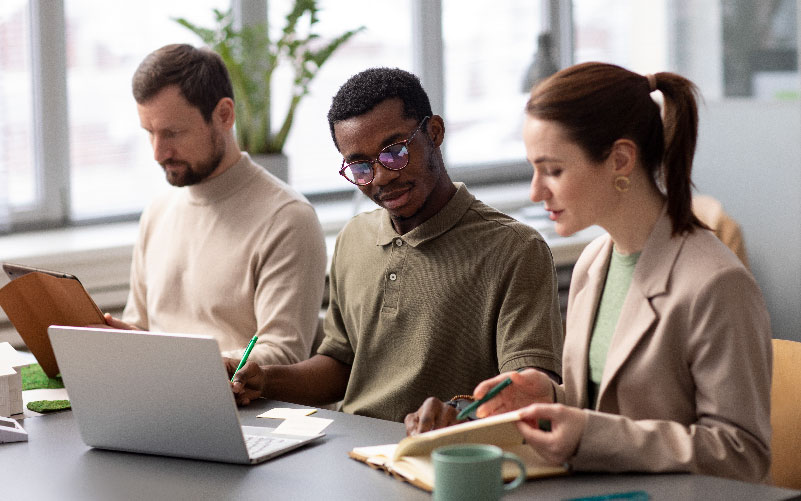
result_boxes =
[227,68,564,422]
[105,44,327,366]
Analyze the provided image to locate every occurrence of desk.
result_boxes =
[1,400,797,501]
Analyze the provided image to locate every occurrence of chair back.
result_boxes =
[692,194,749,269]
[770,338,801,489]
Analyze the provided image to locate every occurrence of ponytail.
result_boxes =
[651,72,704,234]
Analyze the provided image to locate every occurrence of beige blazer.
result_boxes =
[555,209,772,482]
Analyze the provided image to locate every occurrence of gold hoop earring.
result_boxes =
[614,176,631,193]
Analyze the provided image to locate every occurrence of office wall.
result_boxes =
[693,100,801,341]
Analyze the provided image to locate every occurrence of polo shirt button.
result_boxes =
[389,273,397,281]
[395,238,403,247]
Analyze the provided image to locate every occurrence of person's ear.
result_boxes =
[426,115,445,148]
[609,138,637,176]
[215,97,236,129]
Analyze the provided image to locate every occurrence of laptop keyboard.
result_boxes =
[244,434,296,458]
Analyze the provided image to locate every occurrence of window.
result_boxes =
[4,1,534,231]
[573,0,799,101]
[0,1,35,229]
[719,0,798,99]
[274,0,413,193]
[441,0,541,171]
[4,1,799,233]
[65,0,229,220]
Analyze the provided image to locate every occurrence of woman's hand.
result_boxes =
[474,369,555,418]
[515,403,587,465]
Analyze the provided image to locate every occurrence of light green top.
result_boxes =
[587,247,640,408]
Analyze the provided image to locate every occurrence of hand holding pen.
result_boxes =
[231,334,258,382]
[404,368,557,435]
[457,377,513,420]
[471,369,556,418]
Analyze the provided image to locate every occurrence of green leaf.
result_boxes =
[27,400,71,413]
[173,2,364,154]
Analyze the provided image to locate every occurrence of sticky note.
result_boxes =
[257,407,318,419]
[273,415,333,436]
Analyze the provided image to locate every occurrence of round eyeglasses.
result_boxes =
[339,116,430,186]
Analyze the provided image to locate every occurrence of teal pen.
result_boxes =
[456,377,512,420]
[231,335,258,382]
[564,491,650,501]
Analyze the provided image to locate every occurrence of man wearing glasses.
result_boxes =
[228,68,563,423]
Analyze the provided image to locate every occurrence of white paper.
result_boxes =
[22,388,69,404]
[257,407,317,419]
[0,343,32,370]
[273,415,332,436]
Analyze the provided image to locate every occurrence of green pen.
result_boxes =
[457,377,513,421]
[231,334,258,382]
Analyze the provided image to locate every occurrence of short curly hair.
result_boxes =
[327,67,433,150]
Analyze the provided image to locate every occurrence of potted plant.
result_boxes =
[175,1,364,181]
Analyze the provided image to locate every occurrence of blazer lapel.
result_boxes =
[597,210,684,407]
[564,237,612,409]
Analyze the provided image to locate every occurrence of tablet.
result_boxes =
[3,262,81,282]
[0,262,106,377]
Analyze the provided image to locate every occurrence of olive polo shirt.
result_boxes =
[317,183,563,422]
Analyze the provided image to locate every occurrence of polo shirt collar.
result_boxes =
[376,182,474,247]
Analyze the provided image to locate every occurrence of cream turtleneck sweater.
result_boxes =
[123,153,327,365]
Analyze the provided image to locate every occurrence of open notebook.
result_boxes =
[350,411,568,492]
[48,325,324,464]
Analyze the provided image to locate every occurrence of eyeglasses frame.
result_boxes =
[338,116,431,186]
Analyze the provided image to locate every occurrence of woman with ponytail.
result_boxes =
[407,62,772,482]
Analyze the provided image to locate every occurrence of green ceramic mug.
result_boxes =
[432,444,526,501]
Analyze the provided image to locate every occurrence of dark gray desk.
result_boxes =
[1,400,798,501]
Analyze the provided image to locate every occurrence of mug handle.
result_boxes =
[501,452,527,492]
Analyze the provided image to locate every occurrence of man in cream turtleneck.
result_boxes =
[103,44,327,366]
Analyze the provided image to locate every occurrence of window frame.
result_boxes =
[10,0,70,230]
[4,0,571,230]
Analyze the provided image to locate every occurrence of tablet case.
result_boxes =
[0,272,104,377]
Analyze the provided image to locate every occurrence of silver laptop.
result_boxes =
[48,325,324,464]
